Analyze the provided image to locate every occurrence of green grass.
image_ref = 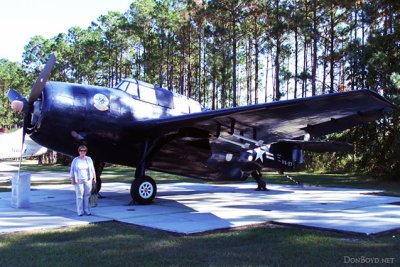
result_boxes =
[100,167,199,184]
[266,172,400,196]
[0,222,399,267]
[1,161,399,266]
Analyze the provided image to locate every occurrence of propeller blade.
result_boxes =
[7,88,24,102]
[28,53,57,103]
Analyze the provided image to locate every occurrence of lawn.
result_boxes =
[0,222,399,267]
[0,160,399,266]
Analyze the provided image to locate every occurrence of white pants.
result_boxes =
[74,180,92,215]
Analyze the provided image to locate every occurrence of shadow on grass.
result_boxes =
[0,221,398,266]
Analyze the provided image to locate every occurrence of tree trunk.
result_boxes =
[232,14,238,107]
[274,3,281,101]
[294,25,298,99]
[311,0,317,96]
[302,40,307,97]
[322,34,328,94]
[254,15,259,104]
[265,54,269,103]
[329,4,335,93]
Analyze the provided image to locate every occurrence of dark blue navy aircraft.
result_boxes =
[8,54,395,204]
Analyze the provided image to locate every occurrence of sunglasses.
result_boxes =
[79,150,87,152]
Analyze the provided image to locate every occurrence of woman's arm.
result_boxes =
[87,157,96,183]
[70,158,77,184]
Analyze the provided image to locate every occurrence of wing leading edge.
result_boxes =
[135,89,394,141]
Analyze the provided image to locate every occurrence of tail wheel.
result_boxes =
[131,175,157,204]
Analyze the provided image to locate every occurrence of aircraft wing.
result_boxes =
[138,89,394,180]
[136,89,395,143]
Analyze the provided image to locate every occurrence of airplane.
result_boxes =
[0,128,48,160]
[8,54,395,204]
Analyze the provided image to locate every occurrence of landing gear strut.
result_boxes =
[252,170,268,191]
[130,139,157,204]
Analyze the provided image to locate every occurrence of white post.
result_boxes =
[11,172,31,208]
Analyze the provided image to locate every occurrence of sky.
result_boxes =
[0,0,133,62]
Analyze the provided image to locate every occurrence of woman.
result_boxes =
[70,145,96,216]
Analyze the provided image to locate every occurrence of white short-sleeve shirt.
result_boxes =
[76,158,90,182]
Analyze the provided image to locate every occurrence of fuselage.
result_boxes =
[28,78,305,181]
[29,79,203,166]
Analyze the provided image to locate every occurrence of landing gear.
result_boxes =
[252,170,268,191]
[131,175,157,204]
[130,138,158,204]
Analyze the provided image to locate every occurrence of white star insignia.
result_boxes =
[254,147,265,162]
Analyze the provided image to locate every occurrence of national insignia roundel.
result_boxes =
[93,93,110,111]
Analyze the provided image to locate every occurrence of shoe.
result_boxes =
[87,213,92,216]
[78,214,83,216]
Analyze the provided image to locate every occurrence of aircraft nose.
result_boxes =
[7,53,56,137]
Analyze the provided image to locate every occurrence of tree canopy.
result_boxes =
[0,0,399,178]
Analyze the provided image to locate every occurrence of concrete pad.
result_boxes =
[0,179,399,235]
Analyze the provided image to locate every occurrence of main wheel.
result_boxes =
[131,175,157,204]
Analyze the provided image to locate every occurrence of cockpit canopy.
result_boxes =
[115,78,203,114]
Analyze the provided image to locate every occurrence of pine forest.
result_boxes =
[0,0,399,178]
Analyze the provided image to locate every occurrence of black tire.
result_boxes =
[131,176,157,204]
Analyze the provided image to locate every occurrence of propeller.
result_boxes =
[7,53,57,176]
[29,53,56,103]
[9,53,57,113]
